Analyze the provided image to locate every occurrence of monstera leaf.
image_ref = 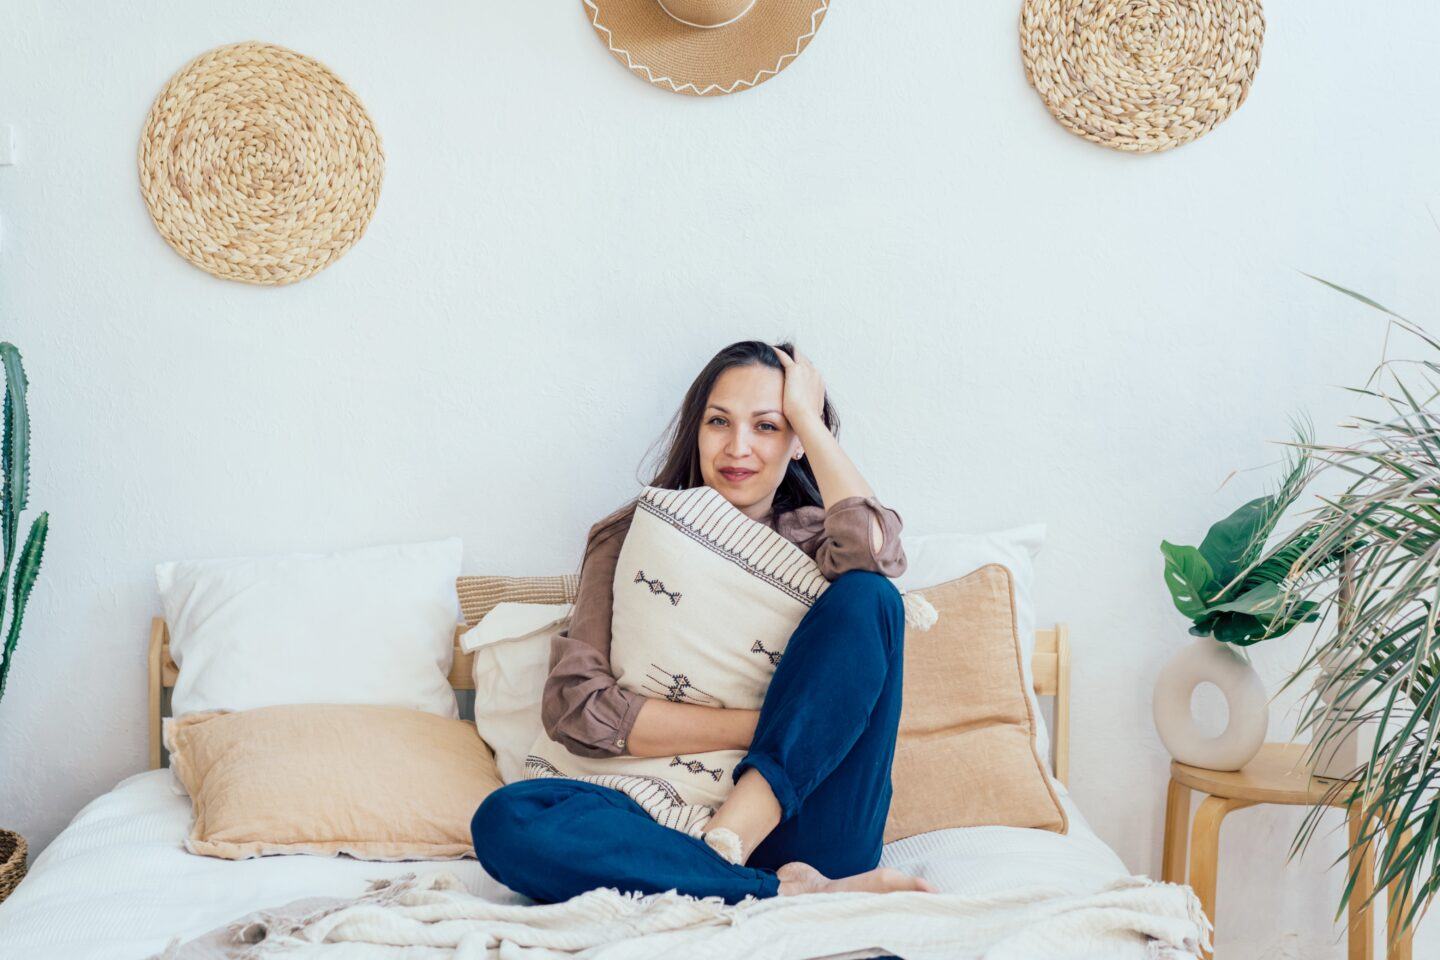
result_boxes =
[1161,541,1215,620]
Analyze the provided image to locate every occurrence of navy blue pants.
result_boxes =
[471,569,907,905]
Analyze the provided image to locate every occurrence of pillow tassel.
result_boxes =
[901,590,938,631]
[701,827,745,866]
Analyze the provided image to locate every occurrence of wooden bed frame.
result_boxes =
[147,619,1073,784]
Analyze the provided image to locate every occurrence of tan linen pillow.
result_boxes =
[456,573,579,627]
[883,563,1068,842]
[165,703,504,860]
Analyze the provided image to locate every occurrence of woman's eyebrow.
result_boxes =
[707,405,783,417]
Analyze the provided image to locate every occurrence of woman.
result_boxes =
[471,340,934,903]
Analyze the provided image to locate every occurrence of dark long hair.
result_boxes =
[578,339,840,573]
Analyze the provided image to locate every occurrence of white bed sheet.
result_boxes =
[0,771,1130,960]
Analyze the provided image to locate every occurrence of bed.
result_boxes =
[0,622,1136,960]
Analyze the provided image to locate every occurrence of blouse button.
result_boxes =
[616,738,626,749]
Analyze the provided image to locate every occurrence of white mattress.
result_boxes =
[0,771,1129,959]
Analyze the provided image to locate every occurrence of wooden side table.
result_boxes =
[1162,743,1414,960]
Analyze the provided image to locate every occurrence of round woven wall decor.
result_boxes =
[138,41,384,285]
[1020,0,1265,154]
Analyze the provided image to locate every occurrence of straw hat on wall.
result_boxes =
[582,0,829,97]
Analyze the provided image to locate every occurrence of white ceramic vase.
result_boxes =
[1153,635,1270,771]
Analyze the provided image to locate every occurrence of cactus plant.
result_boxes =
[0,343,48,703]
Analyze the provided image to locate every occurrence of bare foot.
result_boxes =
[776,861,937,896]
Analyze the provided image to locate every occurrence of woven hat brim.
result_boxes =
[584,0,829,97]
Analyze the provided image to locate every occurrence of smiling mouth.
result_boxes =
[719,469,756,482]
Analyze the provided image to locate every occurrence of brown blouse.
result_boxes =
[540,494,907,759]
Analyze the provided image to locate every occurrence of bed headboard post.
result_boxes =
[1031,624,1071,787]
[1053,623,1071,786]
[148,617,166,770]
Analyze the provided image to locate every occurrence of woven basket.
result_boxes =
[0,829,27,903]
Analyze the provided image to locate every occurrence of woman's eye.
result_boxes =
[706,417,777,431]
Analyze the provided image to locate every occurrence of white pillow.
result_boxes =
[460,602,572,653]
[157,538,464,720]
[894,524,1053,777]
[462,602,573,783]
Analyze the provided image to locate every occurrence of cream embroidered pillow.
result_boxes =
[461,602,574,784]
[526,485,831,837]
[166,703,504,860]
[883,563,1068,842]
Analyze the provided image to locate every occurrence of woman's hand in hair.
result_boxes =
[772,345,881,516]
[771,345,826,432]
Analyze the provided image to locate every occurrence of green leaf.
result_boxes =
[1238,541,1308,589]
[1206,598,1321,647]
[1206,581,1287,617]
[1198,497,1272,589]
[1210,612,1271,645]
[1161,541,1216,621]
[1240,527,1354,592]
[1301,273,1408,321]
[0,511,46,703]
[1188,613,1220,637]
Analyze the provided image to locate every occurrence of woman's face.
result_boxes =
[698,364,804,518]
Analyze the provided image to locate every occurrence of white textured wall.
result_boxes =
[2,2,1438,955]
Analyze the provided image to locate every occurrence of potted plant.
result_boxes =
[0,342,50,903]
[1257,278,1440,940]
[1154,433,1335,770]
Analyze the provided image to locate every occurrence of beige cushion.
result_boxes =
[165,703,504,860]
[884,563,1068,842]
[456,573,579,627]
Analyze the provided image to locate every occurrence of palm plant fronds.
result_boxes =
[1258,284,1440,937]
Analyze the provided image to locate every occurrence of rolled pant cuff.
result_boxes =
[733,753,800,822]
[756,871,781,898]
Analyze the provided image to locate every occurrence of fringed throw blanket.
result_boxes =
[526,485,933,837]
[149,869,1211,960]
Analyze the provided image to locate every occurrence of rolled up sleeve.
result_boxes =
[539,521,648,758]
[813,495,908,580]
